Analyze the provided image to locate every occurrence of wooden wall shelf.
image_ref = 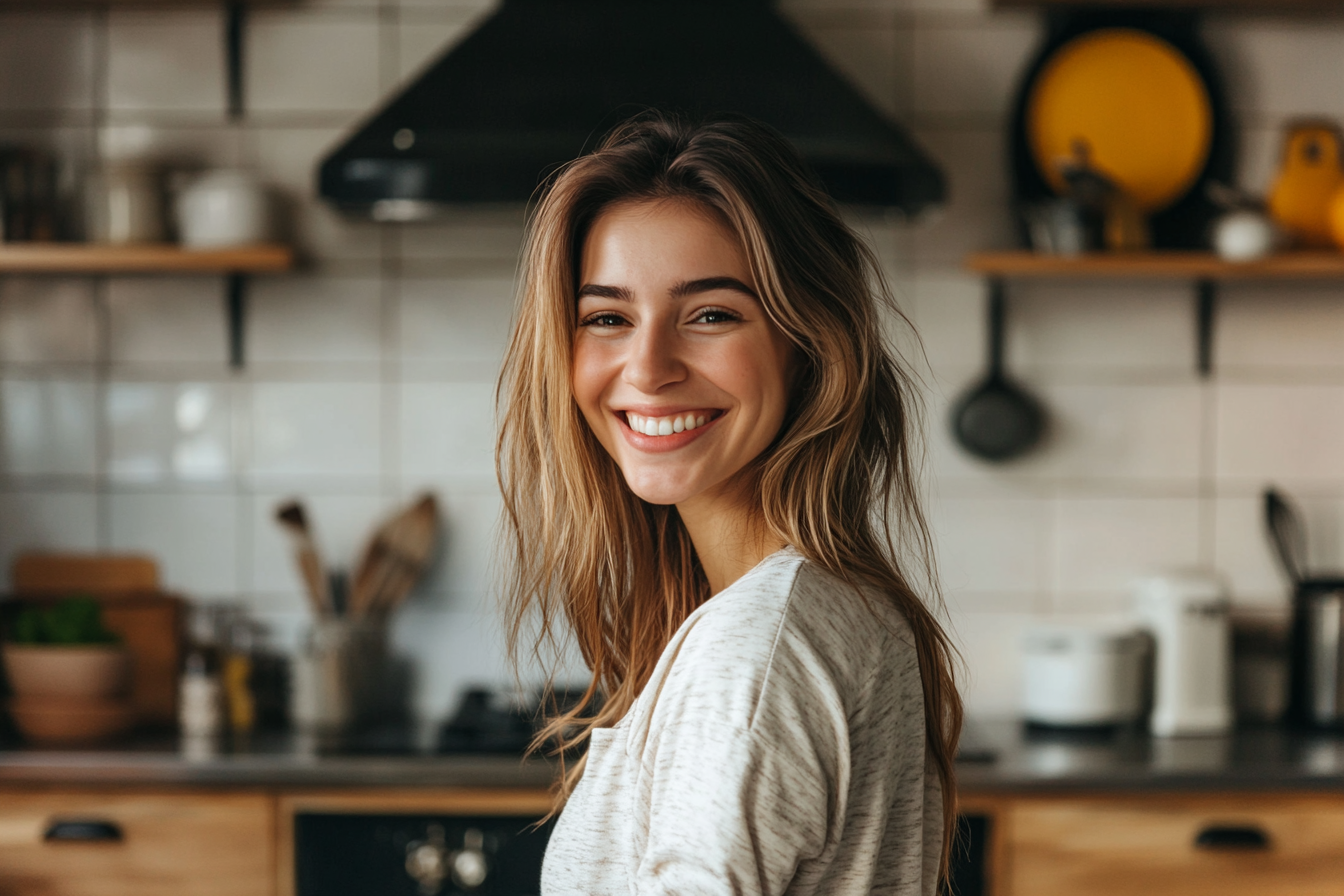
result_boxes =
[965,251,1344,377]
[0,243,293,275]
[967,251,1344,280]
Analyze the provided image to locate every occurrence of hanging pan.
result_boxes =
[950,283,1045,463]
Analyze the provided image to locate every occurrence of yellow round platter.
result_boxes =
[1026,27,1213,213]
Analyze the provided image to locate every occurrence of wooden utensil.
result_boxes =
[350,494,440,619]
[275,500,331,617]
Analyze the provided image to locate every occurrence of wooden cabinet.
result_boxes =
[0,788,275,896]
[972,791,1344,896]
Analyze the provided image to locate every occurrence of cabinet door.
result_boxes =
[1007,794,1344,896]
[0,789,274,896]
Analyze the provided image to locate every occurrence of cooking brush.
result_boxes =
[350,493,440,619]
[275,500,332,617]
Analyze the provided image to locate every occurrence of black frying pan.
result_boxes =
[950,281,1045,462]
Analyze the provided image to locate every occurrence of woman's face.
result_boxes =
[572,199,795,507]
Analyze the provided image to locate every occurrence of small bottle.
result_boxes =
[179,606,223,738]
[223,618,256,734]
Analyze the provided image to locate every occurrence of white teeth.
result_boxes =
[626,411,713,438]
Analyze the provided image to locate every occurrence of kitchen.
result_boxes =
[2,0,1344,893]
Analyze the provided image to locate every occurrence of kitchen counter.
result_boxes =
[0,727,557,788]
[958,718,1344,793]
[7,719,1344,792]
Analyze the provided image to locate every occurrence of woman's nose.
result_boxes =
[622,321,686,393]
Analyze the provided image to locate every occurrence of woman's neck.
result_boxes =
[677,486,786,595]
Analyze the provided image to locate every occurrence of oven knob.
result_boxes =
[450,828,489,890]
[405,823,448,896]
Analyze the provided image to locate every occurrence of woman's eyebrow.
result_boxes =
[576,283,633,301]
[671,277,759,300]
[576,277,758,301]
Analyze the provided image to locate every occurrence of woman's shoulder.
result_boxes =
[693,547,915,652]
[656,549,919,718]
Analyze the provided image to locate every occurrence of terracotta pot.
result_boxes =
[7,696,134,745]
[1,644,131,700]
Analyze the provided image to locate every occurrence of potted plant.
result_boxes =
[3,597,134,743]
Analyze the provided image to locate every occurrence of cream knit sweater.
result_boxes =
[541,548,941,896]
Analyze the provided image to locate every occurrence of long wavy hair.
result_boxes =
[496,112,962,874]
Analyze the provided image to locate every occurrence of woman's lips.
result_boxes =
[617,409,723,452]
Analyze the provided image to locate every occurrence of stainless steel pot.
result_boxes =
[1297,580,1344,728]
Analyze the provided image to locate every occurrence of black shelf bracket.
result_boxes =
[225,2,246,120]
[1196,278,1216,378]
[226,274,247,369]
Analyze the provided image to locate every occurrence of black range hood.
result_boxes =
[319,0,945,220]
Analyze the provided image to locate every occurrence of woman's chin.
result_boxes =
[620,470,699,507]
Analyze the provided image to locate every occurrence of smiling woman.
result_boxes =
[496,113,961,896]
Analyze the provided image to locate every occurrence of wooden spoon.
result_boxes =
[275,500,331,617]
[350,493,440,619]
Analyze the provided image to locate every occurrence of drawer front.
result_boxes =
[0,789,274,896]
[1008,795,1344,896]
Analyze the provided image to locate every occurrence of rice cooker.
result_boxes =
[1021,622,1148,727]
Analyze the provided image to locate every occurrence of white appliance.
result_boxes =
[1021,622,1147,727]
[1135,572,1233,737]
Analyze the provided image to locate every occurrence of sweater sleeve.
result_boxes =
[627,600,850,896]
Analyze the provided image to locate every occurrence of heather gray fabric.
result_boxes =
[541,547,940,896]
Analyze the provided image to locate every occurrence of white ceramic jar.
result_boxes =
[175,168,271,248]
[1135,571,1233,737]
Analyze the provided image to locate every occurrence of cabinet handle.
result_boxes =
[1193,824,1271,851]
[44,819,124,843]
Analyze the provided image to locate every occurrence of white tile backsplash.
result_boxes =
[250,382,382,483]
[0,489,99,582]
[0,377,98,477]
[105,381,234,483]
[0,14,95,113]
[0,279,97,365]
[930,495,1048,604]
[108,491,239,596]
[248,276,382,367]
[912,15,1039,120]
[246,12,381,116]
[3,0,1344,721]
[1206,19,1344,123]
[398,277,514,378]
[108,277,228,367]
[1217,283,1344,373]
[107,11,225,117]
[1054,497,1202,606]
[1216,384,1344,485]
[399,382,495,481]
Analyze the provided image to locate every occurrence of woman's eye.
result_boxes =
[692,307,741,325]
[578,312,628,328]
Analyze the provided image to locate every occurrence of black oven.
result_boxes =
[294,812,555,896]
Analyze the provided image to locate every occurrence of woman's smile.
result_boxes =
[571,198,794,507]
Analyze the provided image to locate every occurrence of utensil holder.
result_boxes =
[289,618,387,732]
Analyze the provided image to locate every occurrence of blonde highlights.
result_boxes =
[496,113,962,875]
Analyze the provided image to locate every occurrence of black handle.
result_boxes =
[1193,824,1271,851]
[987,278,1006,376]
[44,819,124,843]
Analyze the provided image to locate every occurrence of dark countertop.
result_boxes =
[6,718,1344,792]
[0,726,557,789]
[958,718,1344,793]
